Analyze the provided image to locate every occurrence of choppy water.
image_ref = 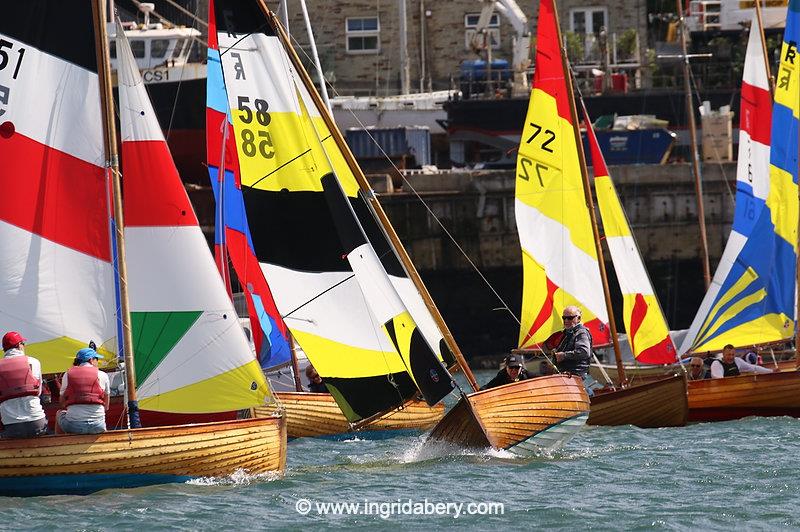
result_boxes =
[4,371,800,530]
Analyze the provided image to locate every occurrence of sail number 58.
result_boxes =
[237,96,274,159]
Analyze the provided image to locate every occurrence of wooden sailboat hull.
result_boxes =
[0,416,286,496]
[688,370,800,422]
[426,375,590,455]
[262,392,444,439]
[587,374,688,427]
[588,362,679,386]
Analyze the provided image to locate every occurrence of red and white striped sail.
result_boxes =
[584,104,677,364]
[116,29,271,413]
[0,5,117,373]
[514,0,610,349]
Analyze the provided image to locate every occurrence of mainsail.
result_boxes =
[0,3,117,373]
[205,5,292,371]
[514,0,611,349]
[583,105,677,364]
[680,10,796,354]
[208,0,453,422]
[116,28,271,413]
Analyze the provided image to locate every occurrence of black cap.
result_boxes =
[505,355,523,368]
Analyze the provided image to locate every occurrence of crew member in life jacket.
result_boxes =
[0,331,48,439]
[553,306,593,377]
[305,365,328,393]
[710,344,775,379]
[480,354,531,390]
[57,347,110,434]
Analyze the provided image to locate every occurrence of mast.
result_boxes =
[298,0,332,111]
[553,1,626,385]
[92,0,140,428]
[289,337,303,391]
[257,1,480,392]
[753,0,775,96]
[677,0,712,290]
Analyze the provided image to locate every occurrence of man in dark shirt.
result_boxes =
[553,306,592,378]
[481,354,531,390]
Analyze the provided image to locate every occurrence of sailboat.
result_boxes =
[207,0,589,454]
[204,0,444,439]
[0,1,285,496]
[509,0,687,428]
[679,3,800,422]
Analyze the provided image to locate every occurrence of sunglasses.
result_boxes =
[562,315,578,320]
[690,364,702,368]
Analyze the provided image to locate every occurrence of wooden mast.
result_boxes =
[553,0,626,386]
[289,336,303,392]
[677,0,712,290]
[257,1,480,392]
[753,0,775,96]
[91,0,140,427]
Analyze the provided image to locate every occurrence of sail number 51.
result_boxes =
[237,96,274,159]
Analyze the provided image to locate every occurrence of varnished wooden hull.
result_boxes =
[589,363,678,386]
[688,370,800,422]
[587,374,688,427]
[426,375,590,455]
[0,415,286,496]
[265,392,444,439]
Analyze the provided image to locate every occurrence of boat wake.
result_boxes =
[187,469,282,487]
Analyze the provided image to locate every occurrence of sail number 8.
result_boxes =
[237,96,274,159]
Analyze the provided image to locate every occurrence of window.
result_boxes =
[346,17,380,54]
[150,39,170,59]
[129,40,146,59]
[569,7,607,35]
[465,13,500,50]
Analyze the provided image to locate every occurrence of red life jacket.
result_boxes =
[63,366,105,406]
[0,355,41,402]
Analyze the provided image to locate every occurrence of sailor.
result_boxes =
[480,354,531,390]
[710,344,775,379]
[553,306,592,376]
[687,357,708,380]
[0,331,48,439]
[57,347,110,434]
[305,365,328,393]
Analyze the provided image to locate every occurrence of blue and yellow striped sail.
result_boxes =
[681,2,799,353]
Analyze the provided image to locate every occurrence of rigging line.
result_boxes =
[687,66,735,206]
[285,32,520,328]
[250,148,312,187]
[219,23,271,58]
[164,1,202,142]
[128,0,208,47]
[280,273,357,320]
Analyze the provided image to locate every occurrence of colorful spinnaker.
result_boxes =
[208,0,453,423]
[116,28,271,413]
[514,0,611,350]
[680,9,797,354]
[206,5,292,371]
[0,4,118,373]
[583,104,677,364]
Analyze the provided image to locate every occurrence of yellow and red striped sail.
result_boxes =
[515,0,610,349]
[583,104,677,364]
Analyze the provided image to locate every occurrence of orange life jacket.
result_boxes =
[63,366,105,406]
[0,355,40,402]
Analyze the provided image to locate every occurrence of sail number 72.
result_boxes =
[237,96,274,159]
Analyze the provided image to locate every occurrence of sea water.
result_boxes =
[3,371,799,530]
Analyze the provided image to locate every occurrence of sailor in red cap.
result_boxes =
[0,331,47,439]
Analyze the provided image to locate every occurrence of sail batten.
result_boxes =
[680,9,797,354]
